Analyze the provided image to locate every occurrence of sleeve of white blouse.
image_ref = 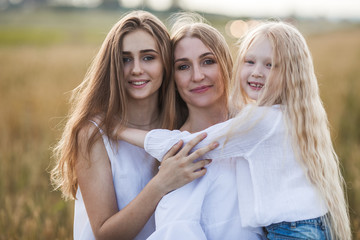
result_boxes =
[145,105,283,161]
[201,105,283,159]
[144,129,191,161]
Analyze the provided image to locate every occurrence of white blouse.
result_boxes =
[74,125,157,240]
[147,157,265,239]
[145,105,327,228]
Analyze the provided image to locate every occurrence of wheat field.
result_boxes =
[0,9,359,239]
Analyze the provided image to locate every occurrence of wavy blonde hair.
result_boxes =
[51,10,176,200]
[168,12,233,126]
[230,21,351,239]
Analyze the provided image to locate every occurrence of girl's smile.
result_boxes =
[240,36,273,100]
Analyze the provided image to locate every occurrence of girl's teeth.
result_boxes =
[250,83,263,88]
[132,81,147,85]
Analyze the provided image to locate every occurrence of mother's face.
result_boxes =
[173,37,225,110]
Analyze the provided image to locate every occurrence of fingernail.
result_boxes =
[212,142,219,148]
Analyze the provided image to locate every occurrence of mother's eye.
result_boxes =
[204,59,215,65]
[177,64,189,70]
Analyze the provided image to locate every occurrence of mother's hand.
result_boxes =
[154,133,218,195]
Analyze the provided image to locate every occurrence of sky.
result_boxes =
[120,0,360,20]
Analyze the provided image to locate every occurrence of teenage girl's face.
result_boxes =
[122,29,163,102]
[240,37,273,101]
[174,37,225,110]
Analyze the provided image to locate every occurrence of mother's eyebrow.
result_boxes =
[174,52,214,63]
[174,57,188,63]
[199,52,214,58]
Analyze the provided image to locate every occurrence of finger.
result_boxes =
[187,141,219,160]
[163,140,184,160]
[191,159,212,172]
[191,167,207,180]
[179,132,207,155]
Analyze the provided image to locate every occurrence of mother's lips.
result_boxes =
[190,85,213,93]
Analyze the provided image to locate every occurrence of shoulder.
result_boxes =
[77,120,106,162]
[78,121,101,143]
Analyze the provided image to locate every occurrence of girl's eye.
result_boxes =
[123,57,131,63]
[266,63,272,68]
[204,59,215,65]
[143,55,154,61]
[177,64,189,70]
[245,60,254,64]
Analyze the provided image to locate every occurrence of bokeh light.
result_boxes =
[226,19,260,38]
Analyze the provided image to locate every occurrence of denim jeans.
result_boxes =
[264,215,331,240]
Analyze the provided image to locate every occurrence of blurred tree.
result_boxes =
[3,0,48,9]
[169,0,180,9]
[100,0,121,9]
[143,0,182,11]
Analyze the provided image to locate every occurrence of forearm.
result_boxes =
[96,177,165,240]
[145,106,283,160]
[119,128,147,148]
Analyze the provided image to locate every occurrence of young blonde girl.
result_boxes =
[228,20,350,239]
[122,21,351,239]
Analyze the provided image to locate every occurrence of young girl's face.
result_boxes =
[174,37,225,109]
[240,37,273,101]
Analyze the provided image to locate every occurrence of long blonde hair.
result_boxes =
[168,12,233,126]
[51,10,176,200]
[231,21,351,239]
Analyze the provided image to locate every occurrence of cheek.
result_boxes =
[239,70,248,87]
[153,62,164,80]
[174,72,188,90]
[265,69,273,80]
[123,64,131,77]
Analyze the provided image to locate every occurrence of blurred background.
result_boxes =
[0,0,359,239]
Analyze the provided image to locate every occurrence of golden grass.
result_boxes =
[0,44,97,239]
[308,28,360,238]
[0,10,359,239]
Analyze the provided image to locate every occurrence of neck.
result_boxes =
[126,97,160,131]
[181,100,228,133]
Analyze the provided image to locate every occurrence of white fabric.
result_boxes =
[74,125,157,240]
[147,158,265,240]
[145,104,328,228]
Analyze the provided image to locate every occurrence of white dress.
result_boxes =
[73,124,157,240]
[145,105,327,229]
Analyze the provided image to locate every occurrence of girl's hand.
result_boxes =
[153,133,218,195]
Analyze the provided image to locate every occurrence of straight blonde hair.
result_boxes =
[51,10,176,200]
[230,21,351,239]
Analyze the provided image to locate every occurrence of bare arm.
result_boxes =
[76,125,217,240]
[118,127,147,148]
[145,106,283,161]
